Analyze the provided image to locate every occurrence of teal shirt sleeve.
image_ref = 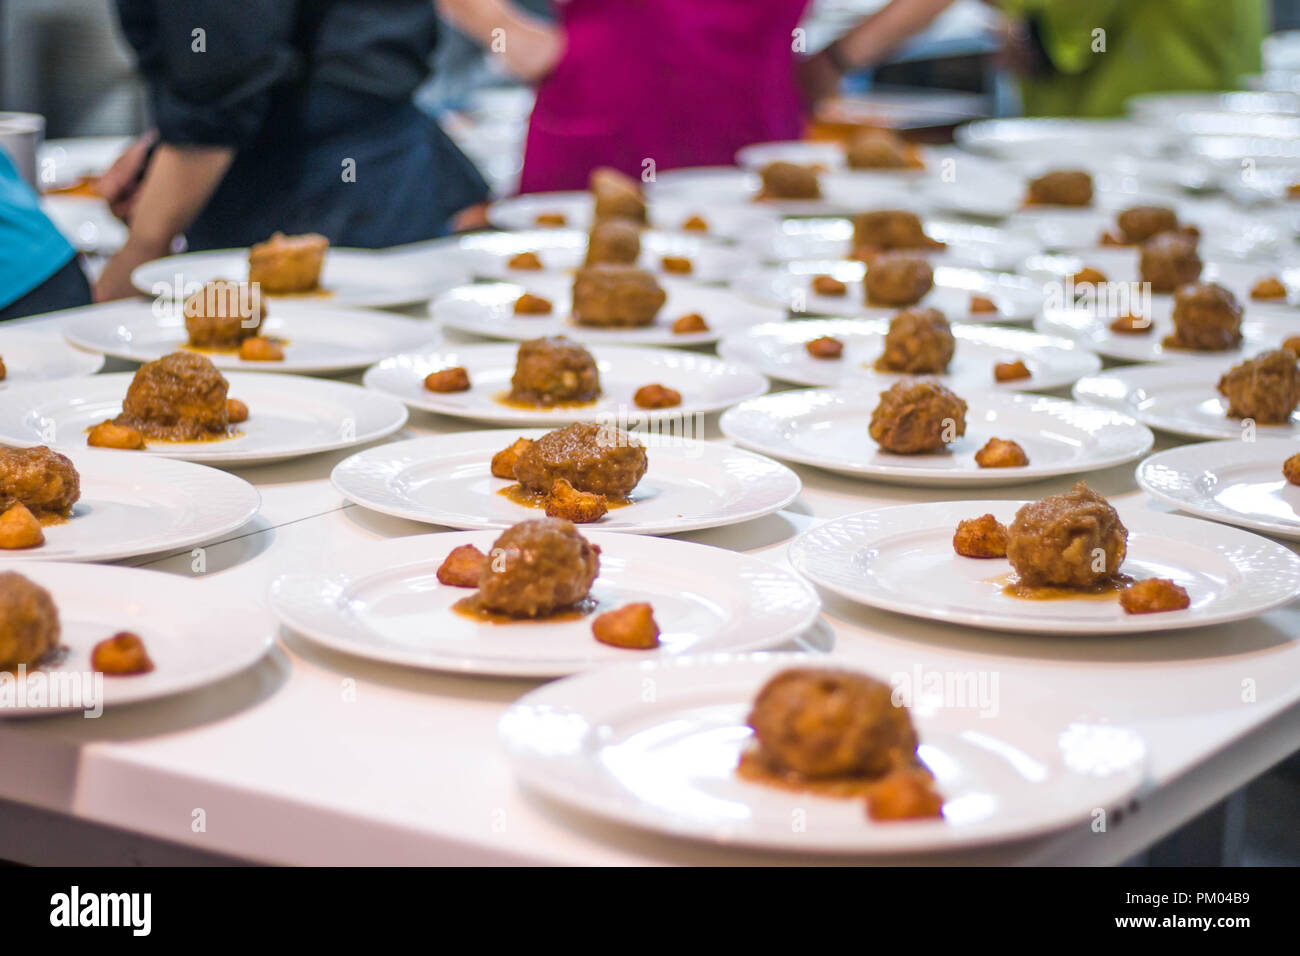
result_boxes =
[0,149,77,310]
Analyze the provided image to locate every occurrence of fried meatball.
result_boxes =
[864,253,934,307]
[852,210,943,254]
[592,602,660,649]
[1120,578,1190,615]
[437,544,487,588]
[806,336,844,359]
[590,167,646,223]
[874,307,954,374]
[115,351,229,441]
[514,292,553,315]
[811,274,848,296]
[507,251,543,270]
[476,519,601,618]
[1216,349,1300,424]
[0,503,43,549]
[508,336,601,406]
[1283,452,1300,485]
[183,279,265,349]
[0,446,80,516]
[994,359,1031,382]
[869,379,967,454]
[543,478,609,523]
[974,437,1029,468]
[87,421,145,450]
[1026,169,1093,206]
[91,632,154,675]
[864,766,944,821]
[1163,282,1243,351]
[424,367,471,393]
[1139,231,1202,293]
[513,422,647,496]
[633,383,681,409]
[845,130,918,170]
[571,265,667,327]
[491,437,533,479]
[671,313,709,334]
[1251,276,1288,300]
[757,161,821,200]
[248,232,328,294]
[0,571,60,668]
[585,218,642,266]
[953,514,1008,558]
[1006,481,1128,588]
[746,668,918,779]
[1116,205,1180,244]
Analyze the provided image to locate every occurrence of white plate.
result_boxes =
[131,248,469,308]
[956,118,1175,161]
[0,372,408,465]
[0,450,259,563]
[1137,438,1300,541]
[455,228,754,284]
[499,652,1148,854]
[269,531,821,677]
[720,386,1152,486]
[431,275,785,346]
[362,343,768,425]
[646,166,925,217]
[1026,204,1284,259]
[63,300,441,374]
[740,217,1038,272]
[0,561,274,716]
[731,260,1043,324]
[0,327,103,387]
[38,135,133,188]
[718,319,1100,392]
[736,139,940,175]
[486,191,776,239]
[1073,364,1300,440]
[788,501,1300,634]
[923,172,1176,221]
[331,431,801,534]
[1128,91,1300,124]
[40,195,128,255]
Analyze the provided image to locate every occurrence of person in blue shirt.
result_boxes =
[0,150,92,321]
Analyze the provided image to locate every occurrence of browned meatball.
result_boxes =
[508,336,601,406]
[571,265,667,327]
[0,571,60,668]
[874,307,954,373]
[0,446,80,516]
[1216,350,1300,424]
[115,351,229,441]
[845,130,918,170]
[864,253,934,307]
[1119,578,1190,615]
[1140,232,1202,293]
[953,514,1008,558]
[513,422,648,496]
[585,218,642,266]
[183,279,265,349]
[869,379,967,454]
[757,161,821,200]
[1006,481,1128,588]
[852,210,943,254]
[248,232,328,294]
[1163,282,1243,351]
[1026,169,1093,206]
[1116,205,1179,244]
[746,668,919,779]
[590,167,646,222]
[476,519,601,618]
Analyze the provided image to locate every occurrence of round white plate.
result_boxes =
[131,248,469,308]
[40,195,128,255]
[0,561,274,716]
[0,450,259,563]
[731,260,1043,324]
[789,501,1300,634]
[718,318,1100,392]
[647,165,924,217]
[1025,204,1284,259]
[956,118,1175,161]
[740,217,1038,272]
[63,300,441,374]
[38,135,133,188]
[1073,364,1300,440]
[499,652,1148,854]
[720,386,1152,486]
[486,191,776,239]
[0,372,408,465]
[1137,438,1300,541]
[0,327,103,387]
[362,343,768,426]
[331,430,801,534]
[269,531,821,677]
[1128,90,1300,125]
[431,275,785,347]
[735,139,935,175]
[455,228,754,284]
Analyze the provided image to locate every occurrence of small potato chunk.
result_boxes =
[1120,578,1190,615]
[437,544,487,588]
[592,602,660,649]
[1288,183,1300,200]
[226,398,250,424]
[535,212,567,227]
[1285,453,1300,486]
[672,312,709,334]
[993,359,1031,383]
[1251,276,1287,300]
[1283,336,1300,357]
[0,503,44,549]
[508,251,543,270]
[424,366,471,393]
[953,514,1008,558]
[491,437,533,479]
[87,420,145,450]
[864,767,944,822]
[1110,313,1152,335]
[543,478,608,523]
[974,437,1029,469]
[513,292,553,315]
[239,336,285,361]
[811,274,848,296]
[681,215,709,232]
[1098,229,1126,246]
[660,255,693,275]
[969,294,997,314]
[1071,267,1107,287]
[805,335,844,359]
[634,383,682,409]
[0,356,6,381]
[91,631,154,676]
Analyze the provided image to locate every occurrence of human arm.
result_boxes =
[436,0,563,82]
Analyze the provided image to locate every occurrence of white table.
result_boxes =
[1,266,1297,865]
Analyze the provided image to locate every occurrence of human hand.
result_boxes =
[94,130,158,225]
[797,47,845,113]
[92,233,169,302]
[499,22,565,83]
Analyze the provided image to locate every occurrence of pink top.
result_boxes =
[519,0,813,194]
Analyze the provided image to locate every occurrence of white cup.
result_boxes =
[0,112,46,189]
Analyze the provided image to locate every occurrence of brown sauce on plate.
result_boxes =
[451,593,601,625]
[987,571,1136,601]
[491,390,600,411]
[496,483,638,510]
[736,749,924,799]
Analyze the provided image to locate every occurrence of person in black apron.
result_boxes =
[95,0,489,299]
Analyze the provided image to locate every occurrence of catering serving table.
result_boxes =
[0,241,1297,866]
